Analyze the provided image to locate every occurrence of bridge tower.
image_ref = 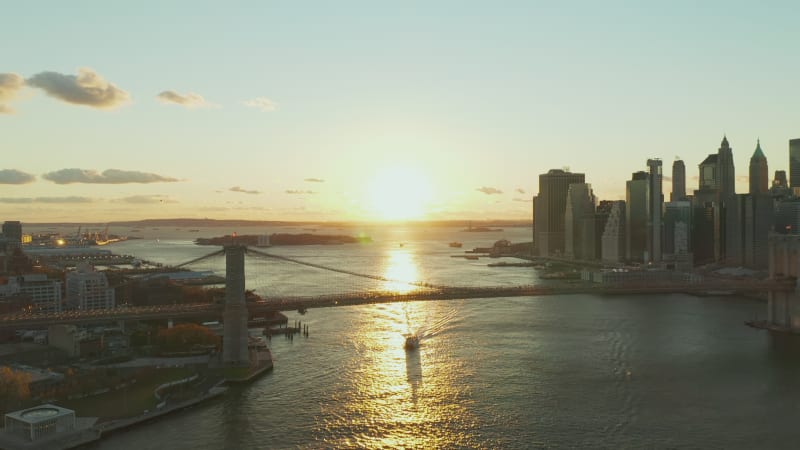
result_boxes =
[223,244,250,366]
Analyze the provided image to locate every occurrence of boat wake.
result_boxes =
[403,306,459,348]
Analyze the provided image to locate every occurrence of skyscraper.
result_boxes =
[564,183,595,260]
[790,138,800,188]
[717,135,736,196]
[671,159,686,201]
[626,171,649,261]
[749,140,769,194]
[601,201,626,263]
[1,221,22,250]
[534,169,585,256]
[647,159,663,262]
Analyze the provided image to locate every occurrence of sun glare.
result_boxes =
[368,167,432,221]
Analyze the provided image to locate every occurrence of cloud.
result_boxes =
[157,90,213,108]
[304,178,325,183]
[243,97,277,112]
[476,186,503,195]
[0,73,25,114]
[662,176,673,182]
[513,198,533,202]
[736,175,749,183]
[286,190,315,194]
[515,188,525,194]
[36,196,93,203]
[230,186,261,195]
[117,195,176,204]
[42,168,179,184]
[0,169,35,184]
[26,68,129,109]
[0,196,92,204]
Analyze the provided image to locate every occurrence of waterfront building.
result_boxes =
[3,405,76,442]
[564,183,596,260]
[626,171,649,262]
[601,201,626,263]
[790,138,800,188]
[66,263,115,310]
[1,221,22,250]
[671,159,686,201]
[534,169,585,256]
[647,159,663,262]
[749,140,769,194]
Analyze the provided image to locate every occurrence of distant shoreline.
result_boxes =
[25,218,532,228]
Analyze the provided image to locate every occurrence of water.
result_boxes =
[80,225,800,449]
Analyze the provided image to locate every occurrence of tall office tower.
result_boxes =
[564,183,595,260]
[790,138,800,188]
[626,171,649,261]
[664,201,692,257]
[647,159,663,262]
[534,169,586,256]
[749,140,769,194]
[671,159,686,201]
[1,221,22,249]
[772,170,791,199]
[699,153,718,190]
[774,170,788,189]
[717,135,736,196]
[601,201,626,263]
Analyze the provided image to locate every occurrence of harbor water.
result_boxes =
[82,225,799,449]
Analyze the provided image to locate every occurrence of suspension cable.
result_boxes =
[245,247,446,290]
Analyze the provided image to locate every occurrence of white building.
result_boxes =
[4,405,75,442]
[66,263,115,310]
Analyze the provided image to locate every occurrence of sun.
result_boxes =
[368,166,432,221]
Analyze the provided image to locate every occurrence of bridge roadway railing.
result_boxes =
[0,279,791,329]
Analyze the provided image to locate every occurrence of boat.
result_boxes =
[448,241,463,248]
[404,335,419,350]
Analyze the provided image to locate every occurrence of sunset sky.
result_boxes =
[2,1,799,222]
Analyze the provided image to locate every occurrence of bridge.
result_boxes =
[1,243,795,364]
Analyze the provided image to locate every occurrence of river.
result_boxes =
[76,224,798,449]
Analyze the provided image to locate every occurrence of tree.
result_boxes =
[157,323,219,352]
[0,366,31,412]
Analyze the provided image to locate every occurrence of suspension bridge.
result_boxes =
[0,244,794,364]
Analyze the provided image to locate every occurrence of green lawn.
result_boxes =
[58,368,195,420]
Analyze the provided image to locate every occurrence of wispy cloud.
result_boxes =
[157,90,213,108]
[116,195,176,204]
[0,169,35,184]
[243,97,277,112]
[0,196,92,204]
[304,178,324,183]
[513,198,532,202]
[286,190,315,195]
[515,188,525,194]
[0,73,25,114]
[26,68,129,109]
[477,186,503,195]
[42,168,180,184]
[230,186,260,195]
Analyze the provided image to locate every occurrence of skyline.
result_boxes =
[2,1,799,222]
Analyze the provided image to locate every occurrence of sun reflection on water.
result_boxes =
[382,249,419,294]
[317,301,480,449]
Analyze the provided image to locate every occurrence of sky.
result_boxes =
[1,1,799,222]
